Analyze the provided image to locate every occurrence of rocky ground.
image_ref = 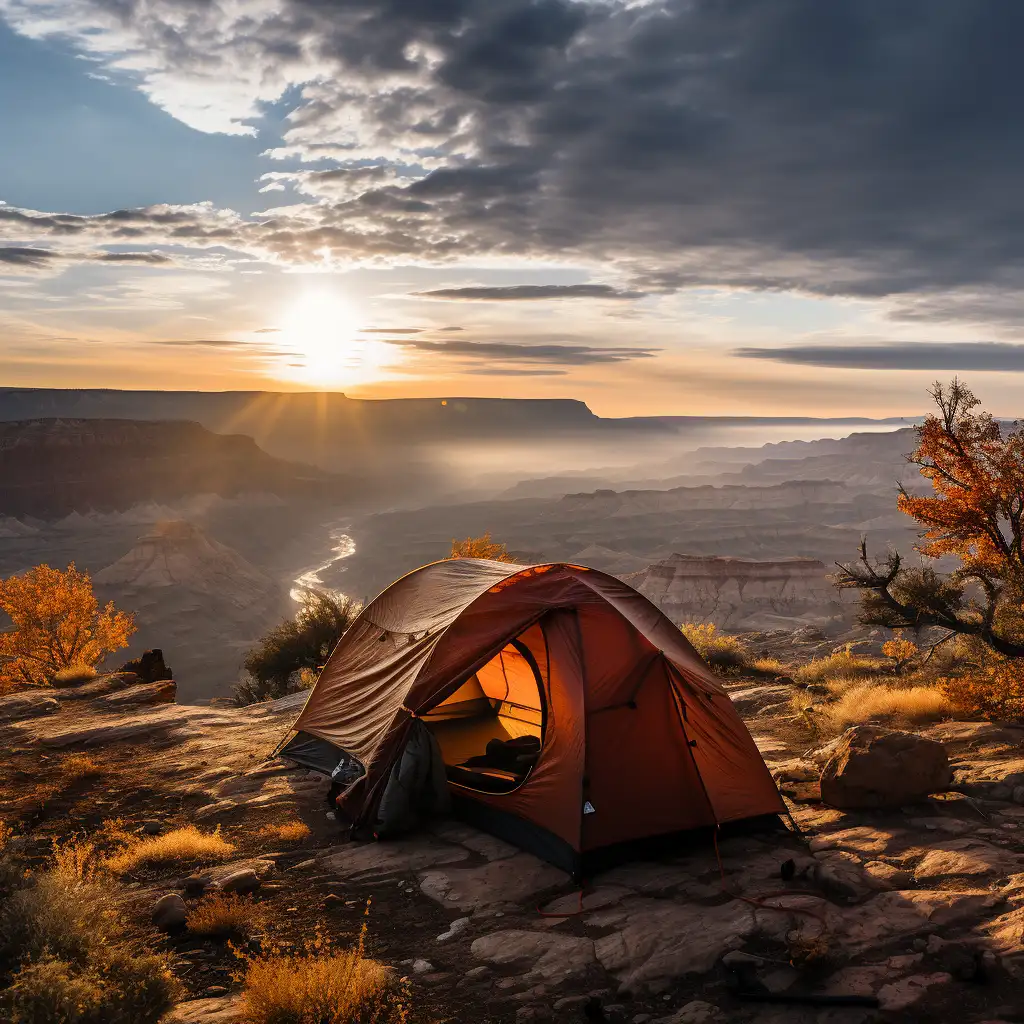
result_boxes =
[2,647,1024,1024]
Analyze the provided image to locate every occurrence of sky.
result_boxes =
[2,1,1024,417]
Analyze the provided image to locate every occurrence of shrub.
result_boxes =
[821,683,950,732]
[60,754,103,785]
[1,951,179,1024]
[186,893,266,939]
[680,622,748,670]
[940,662,1024,722]
[238,944,407,1024]
[261,821,312,843]
[881,630,919,671]
[103,825,235,875]
[235,591,360,705]
[449,533,517,562]
[750,656,789,676]
[794,648,881,687]
[0,563,135,690]
[50,664,97,688]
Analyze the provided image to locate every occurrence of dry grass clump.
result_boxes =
[261,820,312,843]
[103,824,235,875]
[750,656,789,676]
[50,664,97,688]
[0,832,179,1022]
[186,893,266,939]
[1,948,178,1024]
[821,682,951,732]
[680,622,748,671]
[794,648,882,688]
[60,753,103,784]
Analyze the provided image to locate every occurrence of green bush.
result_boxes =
[234,591,360,705]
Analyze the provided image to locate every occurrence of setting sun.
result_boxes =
[274,291,394,386]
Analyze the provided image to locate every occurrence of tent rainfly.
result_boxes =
[276,559,786,875]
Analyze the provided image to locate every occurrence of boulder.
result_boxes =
[0,690,60,724]
[820,726,952,809]
[120,648,173,684]
[95,680,177,710]
[152,892,187,931]
[218,868,261,895]
[54,672,140,700]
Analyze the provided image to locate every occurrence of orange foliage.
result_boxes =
[881,630,919,669]
[898,379,1024,580]
[0,563,136,691]
[940,662,1024,722]
[449,533,517,563]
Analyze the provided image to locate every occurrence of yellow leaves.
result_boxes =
[449,532,517,562]
[881,630,919,669]
[939,661,1024,722]
[0,563,135,690]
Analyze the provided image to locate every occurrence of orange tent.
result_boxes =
[277,559,785,875]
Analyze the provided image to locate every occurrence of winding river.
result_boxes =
[290,524,356,603]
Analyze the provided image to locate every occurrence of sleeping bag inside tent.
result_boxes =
[276,559,785,875]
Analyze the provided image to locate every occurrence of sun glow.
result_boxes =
[274,290,394,385]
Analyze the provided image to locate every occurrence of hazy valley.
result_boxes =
[0,391,924,702]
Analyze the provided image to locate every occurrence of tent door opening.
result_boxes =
[421,636,546,794]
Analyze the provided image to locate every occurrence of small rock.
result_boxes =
[152,892,187,931]
[181,875,212,898]
[142,820,163,836]
[553,995,588,1011]
[218,869,260,896]
[204,986,228,996]
[464,965,490,979]
[323,893,342,905]
[661,1001,725,1024]
[411,959,434,974]
[436,916,471,943]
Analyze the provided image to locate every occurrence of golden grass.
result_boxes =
[680,622,748,670]
[794,648,882,687]
[820,682,951,732]
[260,821,312,843]
[60,753,103,784]
[239,947,406,1024]
[103,825,235,875]
[750,656,789,676]
[186,893,266,939]
[51,664,98,687]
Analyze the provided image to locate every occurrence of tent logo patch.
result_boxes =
[583,801,596,815]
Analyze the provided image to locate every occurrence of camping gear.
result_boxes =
[276,558,785,875]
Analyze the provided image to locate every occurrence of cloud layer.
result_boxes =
[3,1,1024,322]
[736,341,1024,371]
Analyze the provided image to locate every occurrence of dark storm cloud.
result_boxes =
[413,285,646,301]
[0,247,57,268]
[7,1,1024,314]
[395,337,658,365]
[735,342,1024,371]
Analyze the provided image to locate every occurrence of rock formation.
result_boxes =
[96,520,275,608]
[622,553,856,630]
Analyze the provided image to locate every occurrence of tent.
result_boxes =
[277,559,785,875]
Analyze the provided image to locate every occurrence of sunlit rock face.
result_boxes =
[96,520,275,608]
[623,553,856,630]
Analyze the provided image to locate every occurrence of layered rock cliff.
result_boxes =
[622,552,856,630]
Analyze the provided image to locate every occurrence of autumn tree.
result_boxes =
[0,563,136,690]
[449,532,517,563]
[836,380,1024,657]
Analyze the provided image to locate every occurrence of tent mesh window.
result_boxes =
[421,637,546,794]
